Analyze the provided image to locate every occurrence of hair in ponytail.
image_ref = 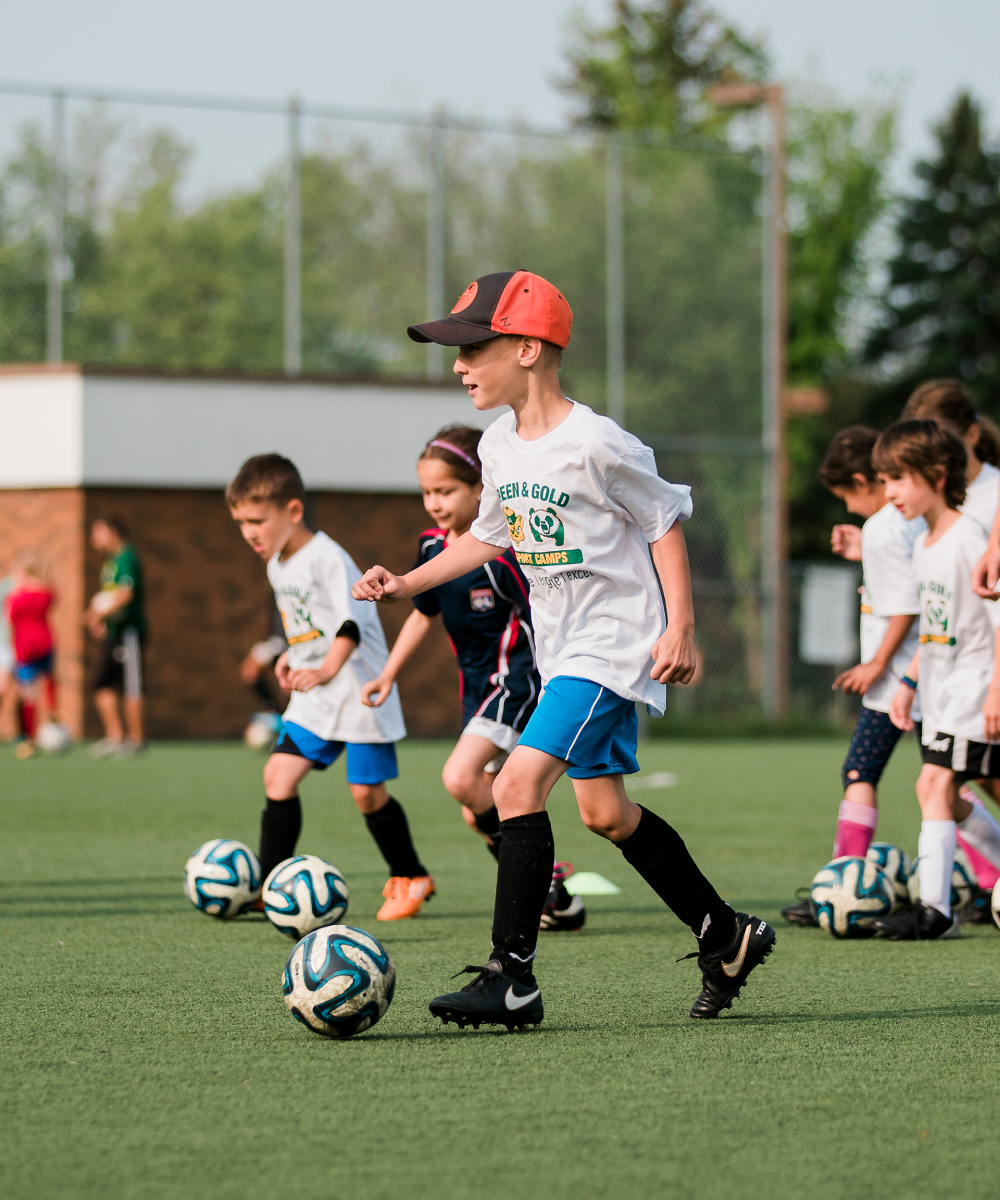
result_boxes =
[902,378,1000,466]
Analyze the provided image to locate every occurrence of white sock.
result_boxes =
[918,820,957,918]
[957,801,1000,869]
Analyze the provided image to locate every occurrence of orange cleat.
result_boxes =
[376,875,435,921]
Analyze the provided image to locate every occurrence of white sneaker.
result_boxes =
[90,738,123,759]
[112,741,147,759]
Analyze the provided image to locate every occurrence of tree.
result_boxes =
[863,91,1000,426]
[562,0,767,135]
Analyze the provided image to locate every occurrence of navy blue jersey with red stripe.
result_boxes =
[412,530,540,731]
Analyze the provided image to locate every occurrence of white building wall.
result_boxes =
[0,369,501,492]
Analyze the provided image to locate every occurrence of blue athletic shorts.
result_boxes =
[517,676,640,779]
[274,721,399,785]
[14,652,53,685]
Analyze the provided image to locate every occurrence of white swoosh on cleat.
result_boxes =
[721,926,751,978]
[504,986,540,1010]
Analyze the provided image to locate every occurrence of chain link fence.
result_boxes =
[0,82,847,727]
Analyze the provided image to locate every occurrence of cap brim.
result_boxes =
[406,319,503,346]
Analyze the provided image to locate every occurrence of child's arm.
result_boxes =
[352,531,504,603]
[360,609,434,708]
[972,508,1000,599]
[831,524,863,561]
[277,631,358,694]
[833,613,915,695]
[888,651,919,731]
[649,522,697,684]
[983,627,1000,741]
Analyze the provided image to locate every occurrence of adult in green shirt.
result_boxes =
[85,516,147,758]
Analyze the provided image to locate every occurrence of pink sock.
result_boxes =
[958,788,1000,889]
[833,798,878,859]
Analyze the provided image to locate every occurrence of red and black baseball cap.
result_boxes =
[407,269,573,349]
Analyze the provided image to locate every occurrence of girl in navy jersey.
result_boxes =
[361,425,584,930]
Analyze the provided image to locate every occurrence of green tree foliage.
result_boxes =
[562,0,766,134]
[863,92,1000,426]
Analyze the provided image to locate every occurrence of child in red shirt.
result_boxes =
[6,552,56,758]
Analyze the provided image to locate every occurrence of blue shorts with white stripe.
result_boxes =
[517,675,640,779]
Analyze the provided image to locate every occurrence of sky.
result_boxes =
[1,0,999,194]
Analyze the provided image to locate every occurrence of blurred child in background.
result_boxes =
[6,551,56,759]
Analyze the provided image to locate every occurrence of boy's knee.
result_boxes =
[350,783,389,814]
[581,812,618,839]
[441,761,474,803]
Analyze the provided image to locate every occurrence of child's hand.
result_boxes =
[972,546,1000,600]
[831,524,863,561]
[286,668,325,693]
[983,688,1000,742]
[888,684,915,731]
[360,675,393,708]
[274,652,291,688]
[352,566,409,602]
[832,660,884,695]
[650,627,696,685]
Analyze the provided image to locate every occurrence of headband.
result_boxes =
[428,440,481,474]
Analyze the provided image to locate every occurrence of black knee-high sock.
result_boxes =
[617,806,736,954]
[474,806,502,862]
[491,812,554,982]
[364,797,427,878]
[259,795,302,881]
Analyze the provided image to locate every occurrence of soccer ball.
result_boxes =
[990,879,1000,931]
[283,925,395,1038]
[245,712,281,751]
[184,839,262,918]
[809,856,897,937]
[907,848,976,913]
[262,855,349,938]
[36,721,72,755]
[866,842,912,905]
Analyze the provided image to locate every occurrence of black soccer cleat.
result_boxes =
[539,862,586,932]
[686,911,776,1019]
[873,901,960,940]
[960,886,994,925]
[429,960,544,1030]
[781,892,818,927]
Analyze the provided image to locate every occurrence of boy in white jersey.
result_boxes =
[782,427,924,926]
[869,421,1000,939]
[226,455,434,921]
[353,270,776,1026]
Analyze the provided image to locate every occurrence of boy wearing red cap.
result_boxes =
[354,270,776,1026]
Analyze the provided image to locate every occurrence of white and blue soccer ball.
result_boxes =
[184,838,262,918]
[906,848,976,912]
[244,712,282,751]
[263,855,349,939]
[283,924,395,1038]
[36,721,72,755]
[866,842,912,905]
[809,856,897,937]
[990,878,1000,931]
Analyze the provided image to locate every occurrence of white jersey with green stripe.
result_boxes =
[470,401,691,716]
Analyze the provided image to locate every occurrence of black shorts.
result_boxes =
[94,626,145,698]
[920,732,1000,782]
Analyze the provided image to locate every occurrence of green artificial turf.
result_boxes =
[2,737,999,1200]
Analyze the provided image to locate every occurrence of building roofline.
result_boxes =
[0,362,462,390]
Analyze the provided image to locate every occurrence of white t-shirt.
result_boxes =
[912,514,1000,744]
[960,460,1000,535]
[469,401,692,716]
[267,531,406,743]
[859,502,924,716]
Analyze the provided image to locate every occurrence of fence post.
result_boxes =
[426,108,446,381]
[760,87,788,719]
[47,89,65,365]
[605,134,625,426]
[284,95,302,377]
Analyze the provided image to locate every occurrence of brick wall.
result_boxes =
[0,489,86,738]
[75,488,461,740]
